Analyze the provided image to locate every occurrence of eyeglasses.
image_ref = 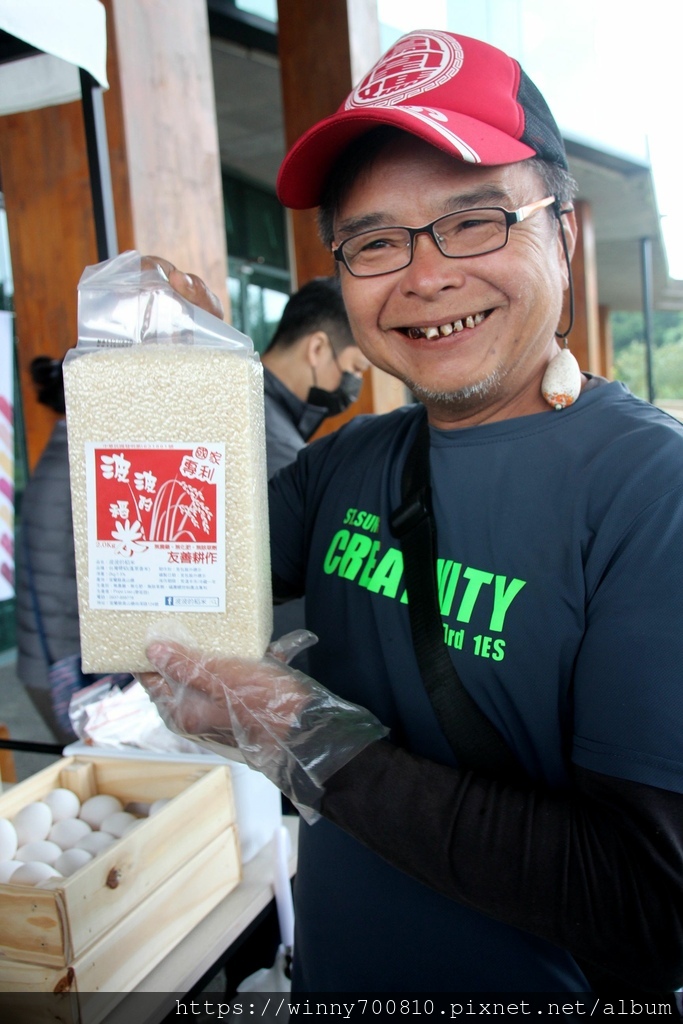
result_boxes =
[332,196,557,278]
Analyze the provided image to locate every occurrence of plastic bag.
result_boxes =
[68,676,212,756]
[72,250,250,355]
[62,251,272,674]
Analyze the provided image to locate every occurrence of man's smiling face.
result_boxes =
[333,135,576,429]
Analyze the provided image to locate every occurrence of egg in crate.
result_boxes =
[79,794,123,829]
[54,848,93,877]
[15,840,62,865]
[0,860,22,883]
[43,787,81,822]
[0,818,18,861]
[12,802,53,844]
[11,862,62,886]
[49,817,92,849]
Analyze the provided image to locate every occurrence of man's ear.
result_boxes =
[305,331,331,367]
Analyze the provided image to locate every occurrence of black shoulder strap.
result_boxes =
[390,411,528,782]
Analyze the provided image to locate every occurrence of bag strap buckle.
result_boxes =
[389,492,430,539]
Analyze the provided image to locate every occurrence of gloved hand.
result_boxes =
[139,630,389,822]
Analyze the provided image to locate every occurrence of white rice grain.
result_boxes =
[63,343,272,672]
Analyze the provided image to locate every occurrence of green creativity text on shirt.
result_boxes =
[322,508,527,661]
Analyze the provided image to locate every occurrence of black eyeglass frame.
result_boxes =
[332,195,558,278]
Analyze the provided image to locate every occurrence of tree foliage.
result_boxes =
[610,311,683,400]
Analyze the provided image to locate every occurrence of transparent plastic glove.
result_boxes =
[140,630,389,823]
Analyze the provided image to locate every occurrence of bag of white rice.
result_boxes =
[63,251,272,673]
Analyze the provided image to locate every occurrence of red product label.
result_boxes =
[93,445,221,549]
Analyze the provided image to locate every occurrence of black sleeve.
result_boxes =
[321,740,683,992]
[272,571,303,605]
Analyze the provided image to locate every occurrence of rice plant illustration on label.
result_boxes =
[85,441,226,613]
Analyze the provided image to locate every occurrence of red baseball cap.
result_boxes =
[276,30,567,210]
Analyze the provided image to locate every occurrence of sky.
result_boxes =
[377,0,683,280]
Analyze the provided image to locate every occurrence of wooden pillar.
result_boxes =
[562,199,601,376]
[0,0,228,470]
[599,304,614,380]
[277,0,380,290]
[277,0,406,435]
[0,101,98,468]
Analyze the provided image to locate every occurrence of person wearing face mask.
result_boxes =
[261,276,369,680]
[260,276,370,479]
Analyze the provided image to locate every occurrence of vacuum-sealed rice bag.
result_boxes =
[63,251,272,673]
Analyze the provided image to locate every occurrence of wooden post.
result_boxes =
[0,0,228,470]
[277,0,378,291]
[277,0,406,434]
[562,199,602,376]
[599,304,614,379]
[0,101,99,468]
[0,724,17,785]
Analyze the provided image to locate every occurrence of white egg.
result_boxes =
[43,788,81,822]
[16,840,63,865]
[12,802,53,845]
[49,818,92,849]
[79,794,123,829]
[0,860,22,884]
[0,818,18,861]
[149,798,170,816]
[54,848,93,877]
[74,831,116,855]
[100,811,137,838]
[11,861,62,886]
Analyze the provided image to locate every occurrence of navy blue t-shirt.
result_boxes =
[269,381,683,991]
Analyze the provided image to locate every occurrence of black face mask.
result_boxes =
[307,371,363,417]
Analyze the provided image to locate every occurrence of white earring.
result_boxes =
[541,342,582,411]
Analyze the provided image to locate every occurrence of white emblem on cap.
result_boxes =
[346,31,464,109]
[401,107,480,163]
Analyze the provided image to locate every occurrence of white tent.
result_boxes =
[0,0,117,258]
[0,0,114,712]
[0,0,108,114]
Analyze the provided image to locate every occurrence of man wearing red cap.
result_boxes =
[144,31,683,996]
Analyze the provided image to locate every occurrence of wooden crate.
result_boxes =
[0,756,241,1006]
